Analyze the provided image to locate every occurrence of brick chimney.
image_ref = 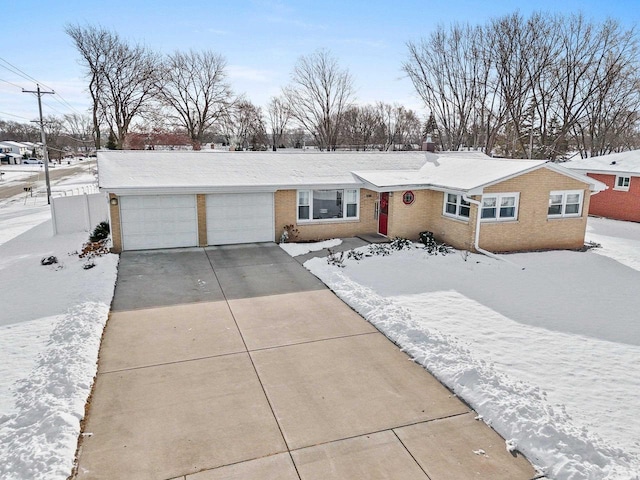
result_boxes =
[421,135,436,152]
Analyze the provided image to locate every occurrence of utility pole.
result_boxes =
[23,84,55,204]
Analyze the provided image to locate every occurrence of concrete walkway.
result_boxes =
[74,243,539,479]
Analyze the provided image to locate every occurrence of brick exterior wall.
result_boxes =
[196,194,208,246]
[274,188,378,242]
[479,169,591,251]
[386,190,476,250]
[109,194,123,253]
[110,167,591,253]
[585,173,640,222]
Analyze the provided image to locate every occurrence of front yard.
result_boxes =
[288,217,640,480]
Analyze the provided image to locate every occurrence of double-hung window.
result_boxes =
[481,193,519,221]
[297,189,359,221]
[548,190,583,218]
[443,193,470,220]
[614,175,631,191]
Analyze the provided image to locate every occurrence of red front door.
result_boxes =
[378,192,389,235]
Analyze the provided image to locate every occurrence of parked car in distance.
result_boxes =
[23,158,43,164]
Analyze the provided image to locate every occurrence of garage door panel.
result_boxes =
[206,193,274,245]
[120,195,197,250]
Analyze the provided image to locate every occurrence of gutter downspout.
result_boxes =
[463,194,525,270]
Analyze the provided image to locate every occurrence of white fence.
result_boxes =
[51,193,109,235]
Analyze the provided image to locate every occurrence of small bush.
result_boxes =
[89,221,110,242]
[326,248,345,267]
[419,231,452,255]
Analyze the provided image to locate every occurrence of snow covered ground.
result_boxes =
[0,163,118,480]
[287,218,640,480]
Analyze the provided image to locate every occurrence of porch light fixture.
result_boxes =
[110,197,118,206]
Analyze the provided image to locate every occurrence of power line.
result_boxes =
[0,77,25,90]
[0,56,41,85]
[0,110,33,121]
[0,56,87,118]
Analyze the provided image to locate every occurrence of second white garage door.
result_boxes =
[206,193,274,245]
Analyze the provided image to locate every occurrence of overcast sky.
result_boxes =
[1,0,639,126]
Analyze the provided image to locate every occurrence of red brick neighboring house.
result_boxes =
[567,151,640,222]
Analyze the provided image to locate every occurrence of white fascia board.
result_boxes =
[544,163,608,192]
[102,185,280,196]
[568,167,639,178]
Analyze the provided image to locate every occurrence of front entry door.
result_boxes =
[378,192,389,235]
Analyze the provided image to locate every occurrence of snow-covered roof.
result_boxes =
[98,150,603,195]
[0,141,28,148]
[353,155,551,193]
[565,150,640,176]
[98,150,429,194]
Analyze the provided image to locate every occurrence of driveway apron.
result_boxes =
[74,243,539,480]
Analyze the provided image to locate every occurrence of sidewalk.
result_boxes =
[73,244,539,479]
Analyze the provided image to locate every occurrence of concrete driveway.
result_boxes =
[74,243,538,480]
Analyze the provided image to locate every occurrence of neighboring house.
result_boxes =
[566,151,640,222]
[21,141,44,158]
[0,141,30,158]
[0,143,23,165]
[98,150,605,253]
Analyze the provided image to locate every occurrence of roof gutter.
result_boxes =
[462,195,525,270]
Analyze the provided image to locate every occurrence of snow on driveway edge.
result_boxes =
[0,301,113,480]
[304,256,637,480]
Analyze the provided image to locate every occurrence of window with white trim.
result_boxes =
[443,193,470,220]
[548,190,583,218]
[481,193,519,221]
[614,175,631,191]
[297,189,359,221]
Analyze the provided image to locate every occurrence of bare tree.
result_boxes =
[405,13,640,159]
[66,24,160,149]
[66,24,115,149]
[283,49,355,150]
[224,100,267,150]
[404,24,484,151]
[266,96,291,151]
[339,105,382,150]
[375,102,422,150]
[158,50,234,147]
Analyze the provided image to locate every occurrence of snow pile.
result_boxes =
[0,302,111,479]
[0,163,118,480]
[298,230,640,480]
[586,217,640,272]
[279,238,342,257]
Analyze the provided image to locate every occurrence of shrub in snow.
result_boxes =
[326,249,346,267]
[40,256,58,266]
[419,231,452,255]
[279,224,299,243]
[88,221,110,243]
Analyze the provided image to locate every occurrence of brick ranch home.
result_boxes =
[97,150,605,253]
[567,150,640,223]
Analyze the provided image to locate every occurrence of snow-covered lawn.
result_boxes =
[288,218,640,480]
[0,165,118,480]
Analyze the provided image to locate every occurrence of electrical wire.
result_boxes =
[0,56,88,118]
[0,110,33,121]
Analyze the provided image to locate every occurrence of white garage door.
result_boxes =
[120,195,198,250]
[206,193,274,245]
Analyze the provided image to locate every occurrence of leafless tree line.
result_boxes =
[46,15,640,157]
[404,12,640,159]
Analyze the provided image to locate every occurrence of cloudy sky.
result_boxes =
[1,0,638,125]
